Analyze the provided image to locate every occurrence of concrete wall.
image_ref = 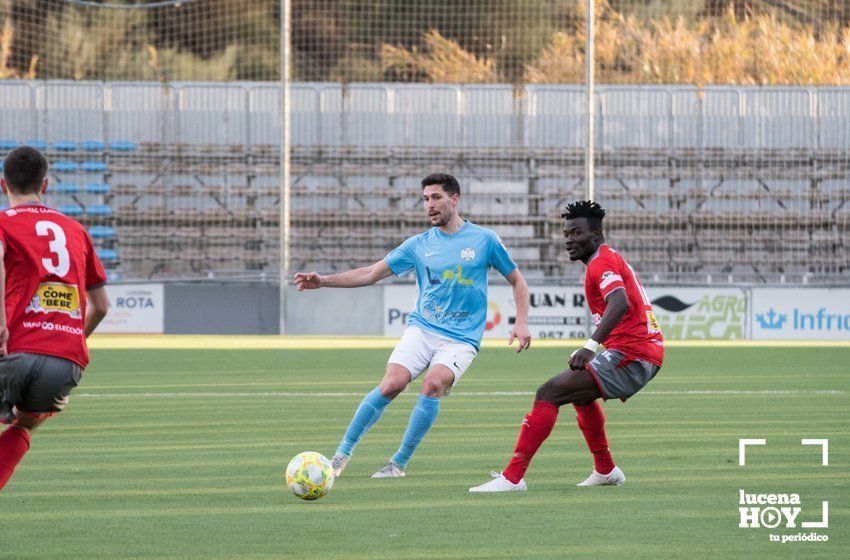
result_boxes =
[163,283,383,335]
[165,283,279,334]
[281,286,383,335]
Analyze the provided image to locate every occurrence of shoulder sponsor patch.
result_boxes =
[599,271,623,290]
[25,282,82,319]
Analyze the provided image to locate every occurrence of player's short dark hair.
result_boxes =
[562,200,606,231]
[421,173,460,196]
[2,146,48,195]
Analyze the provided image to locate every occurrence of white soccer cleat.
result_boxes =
[331,453,349,478]
[371,460,405,478]
[576,466,625,487]
[469,471,528,493]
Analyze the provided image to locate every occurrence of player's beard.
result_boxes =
[431,208,451,227]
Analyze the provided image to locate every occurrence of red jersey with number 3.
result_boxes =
[0,203,107,367]
[584,244,664,366]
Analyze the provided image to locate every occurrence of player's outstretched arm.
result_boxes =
[505,269,531,353]
[293,260,394,291]
[569,288,630,370]
[84,286,109,337]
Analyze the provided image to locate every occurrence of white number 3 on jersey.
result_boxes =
[36,220,71,277]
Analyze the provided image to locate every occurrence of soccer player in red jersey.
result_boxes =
[469,200,664,492]
[0,146,109,491]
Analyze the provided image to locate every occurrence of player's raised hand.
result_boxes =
[293,272,323,291]
[508,323,532,353]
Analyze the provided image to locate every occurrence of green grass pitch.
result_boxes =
[2,344,848,559]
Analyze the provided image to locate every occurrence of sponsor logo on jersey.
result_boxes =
[442,265,474,286]
[426,265,475,287]
[646,311,662,334]
[25,282,82,319]
[599,271,623,290]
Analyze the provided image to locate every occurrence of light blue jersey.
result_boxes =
[384,221,517,351]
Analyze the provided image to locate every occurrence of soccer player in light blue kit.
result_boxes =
[294,173,531,478]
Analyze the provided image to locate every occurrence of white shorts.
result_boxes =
[387,326,478,386]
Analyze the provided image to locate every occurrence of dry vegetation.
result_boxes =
[1,1,849,84]
[382,1,850,85]
[0,18,34,79]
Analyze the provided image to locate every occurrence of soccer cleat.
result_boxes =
[330,453,349,478]
[371,460,405,478]
[469,471,527,493]
[576,466,625,486]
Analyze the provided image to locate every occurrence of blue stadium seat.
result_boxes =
[85,204,112,216]
[25,141,48,151]
[84,183,110,194]
[81,161,108,173]
[58,203,84,216]
[89,225,116,239]
[54,161,79,173]
[81,141,106,152]
[54,183,80,194]
[106,270,122,282]
[53,141,78,152]
[109,141,137,152]
[96,249,119,261]
[0,140,19,150]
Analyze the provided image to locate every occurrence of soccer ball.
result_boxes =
[285,451,335,500]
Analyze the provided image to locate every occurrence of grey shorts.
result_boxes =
[0,352,83,423]
[586,349,660,402]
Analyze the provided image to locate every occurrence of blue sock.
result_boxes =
[336,387,392,457]
[392,394,440,468]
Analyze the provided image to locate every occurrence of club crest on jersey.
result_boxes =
[460,248,475,261]
[25,283,82,319]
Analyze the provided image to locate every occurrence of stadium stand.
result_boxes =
[0,82,847,283]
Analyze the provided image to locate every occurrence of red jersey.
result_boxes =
[0,203,107,367]
[584,244,664,366]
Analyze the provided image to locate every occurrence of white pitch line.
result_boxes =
[72,389,845,398]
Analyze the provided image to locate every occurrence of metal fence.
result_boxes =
[5,81,850,150]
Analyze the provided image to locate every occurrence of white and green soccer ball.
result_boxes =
[285,451,335,500]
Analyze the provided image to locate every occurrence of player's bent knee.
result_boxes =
[11,411,48,431]
[379,365,412,399]
[420,378,448,397]
[535,380,557,403]
[378,379,407,399]
[535,370,589,406]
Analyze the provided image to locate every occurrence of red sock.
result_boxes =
[503,401,559,484]
[0,426,31,490]
[574,401,615,474]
